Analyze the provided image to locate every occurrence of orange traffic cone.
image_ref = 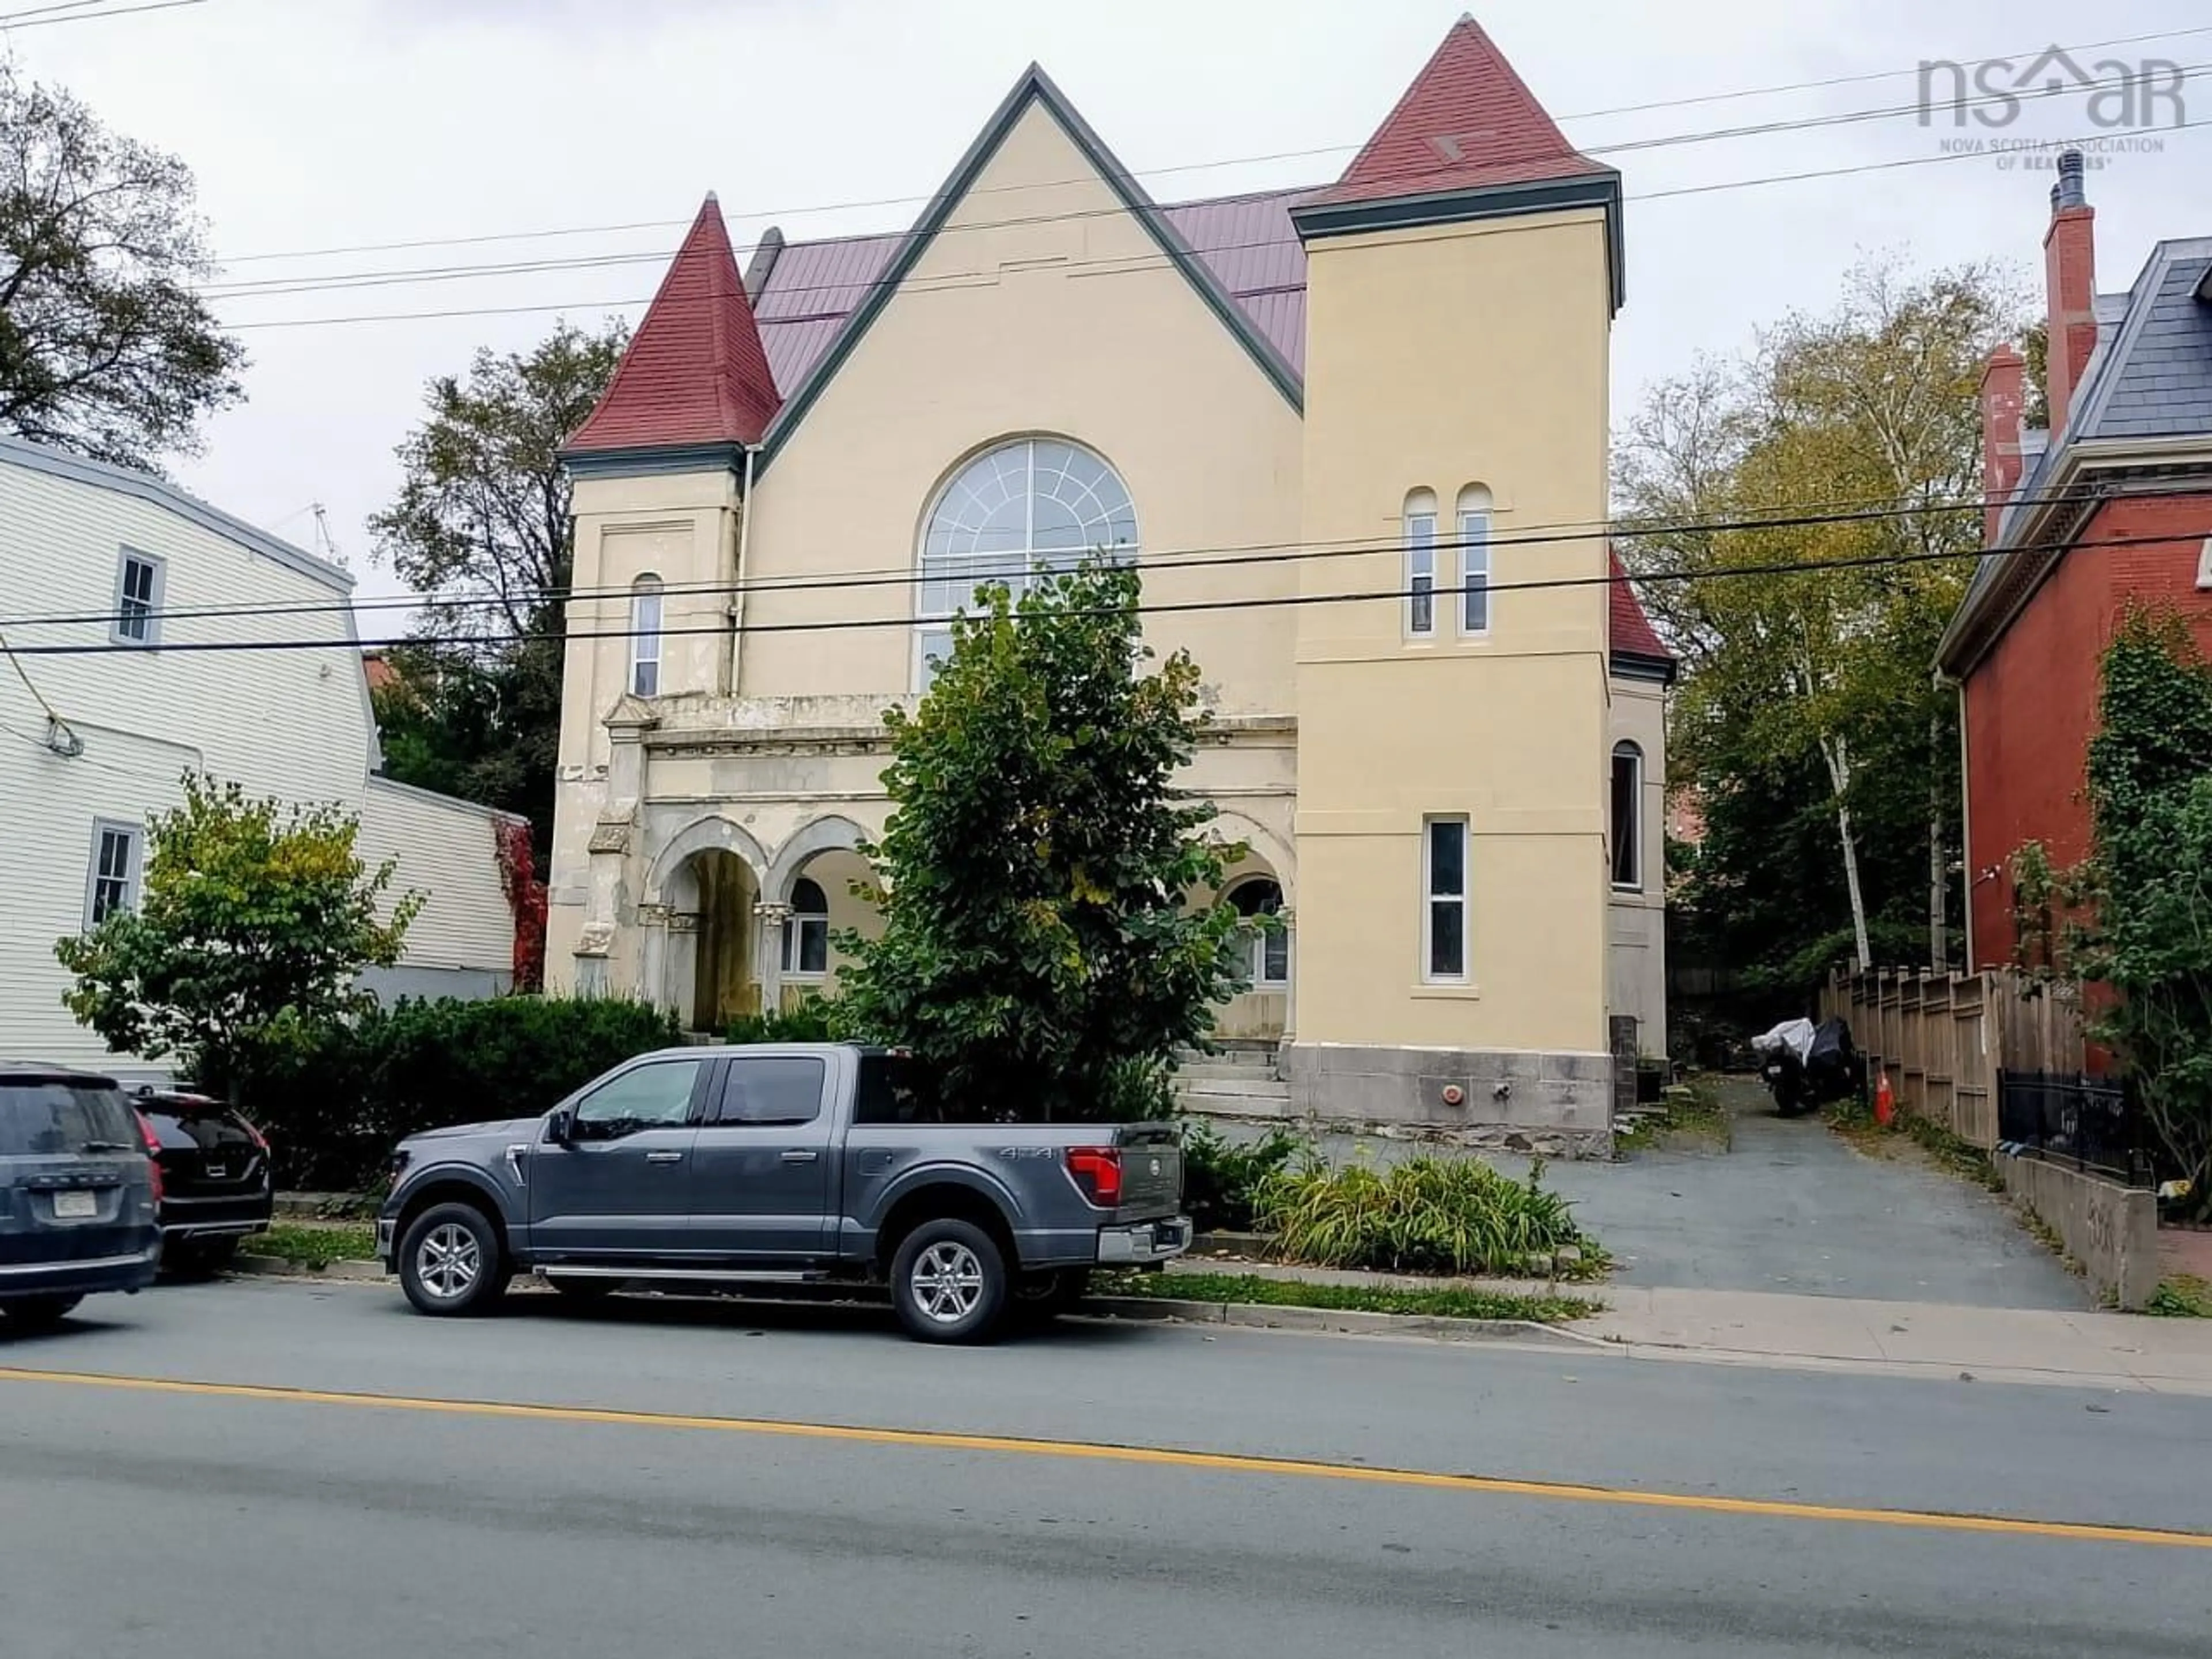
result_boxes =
[1874,1067,1895,1127]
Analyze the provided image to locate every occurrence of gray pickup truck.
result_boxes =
[375,1043,1189,1343]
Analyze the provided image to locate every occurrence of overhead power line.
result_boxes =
[0,486,2103,635]
[5,521,2200,662]
[211,22,2212,272]
[198,52,2211,311]
[0,0,210,28]
[207,109,2212,334]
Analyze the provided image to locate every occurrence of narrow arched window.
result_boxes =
[629,575,664,696]
[1611,741,1644,891]
[1403,489,1437,638]
[782,876,830,976]
[1456,484,1493,635]
[1228,877,1289,988]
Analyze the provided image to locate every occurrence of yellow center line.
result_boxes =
[4,1363,2204,1551]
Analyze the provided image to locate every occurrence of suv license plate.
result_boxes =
[53,1191,99,1219]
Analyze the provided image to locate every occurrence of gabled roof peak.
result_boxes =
[1312,13,1604,207]
[565,194,782,459]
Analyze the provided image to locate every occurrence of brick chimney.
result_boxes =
[2042,149,2097,438]
[1980,345,2025,544]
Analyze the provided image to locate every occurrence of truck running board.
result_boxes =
[540,1266,827,1285]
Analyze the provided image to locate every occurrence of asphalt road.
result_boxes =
[2,1278,2206,1658]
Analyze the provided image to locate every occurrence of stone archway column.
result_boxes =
[637,903,673,1014]
[665,911,700,1027]
[755,902,793,1017]
[1278,906,1297,1043]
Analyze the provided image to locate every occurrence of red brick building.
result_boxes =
[1937,151,2212,968]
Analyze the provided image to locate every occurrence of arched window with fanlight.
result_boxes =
[915,438,1138,689]
[781,876,830,976]
[1228,877,1289,988]
[1611,741,1644,891]
[628,574,664,696]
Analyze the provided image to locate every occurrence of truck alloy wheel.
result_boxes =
[399,1202,510,1317]
[890,1218,1008,1343]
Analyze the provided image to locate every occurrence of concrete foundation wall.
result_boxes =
[1995,1150,2160,1310]
[1283,1041,1613,1157]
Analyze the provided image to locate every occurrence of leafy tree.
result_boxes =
[368,319,628,858]
[0,62,243,465]
[835,563,1248,1120]
[54,774,422,1092]
[1620,257,2017,985]
[2018,613,2212,1215]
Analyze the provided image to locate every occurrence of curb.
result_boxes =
[1078,1294,1594,1345]
[232,1254,385,1283]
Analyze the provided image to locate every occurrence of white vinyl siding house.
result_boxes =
[0,437,518,1078]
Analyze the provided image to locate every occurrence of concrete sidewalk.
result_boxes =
[1578,1285,2212,1395]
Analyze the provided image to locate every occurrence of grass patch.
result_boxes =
[1255,1154,1599,1278]
[243,1223,377,1269]
[1616,1077,1733,1155]
[1099,1270,1596,1324]
[2146,1275,2211,1318]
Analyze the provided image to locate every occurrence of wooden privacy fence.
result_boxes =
[1819,968,2087,1149]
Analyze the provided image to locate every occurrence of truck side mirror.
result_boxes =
[545,1108,574,1146]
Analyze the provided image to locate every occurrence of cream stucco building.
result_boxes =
[546,18,1671,1146]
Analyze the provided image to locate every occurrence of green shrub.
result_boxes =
[1180,1118,1310,1233]
[1255,1154,1594,1277]
[726,995,844,1045]
[219,995,684,1192]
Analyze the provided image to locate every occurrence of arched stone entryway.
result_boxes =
[760,815,879,1013]
[644,816,770,1032]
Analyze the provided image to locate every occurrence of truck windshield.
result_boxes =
[0,1081,141,1156]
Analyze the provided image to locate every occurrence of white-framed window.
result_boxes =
[1456,486,1492,635]
[1227,877,1289,988]
[916,437,1138,692]
[112,548,165,647]
[85,819,142,926]
[628,574,663,696]
[1422,817,1468,982]
[2196,535,2212,592]
[1403,490,1437,638]
[1611,741,1643,892]
[781,876,830,977]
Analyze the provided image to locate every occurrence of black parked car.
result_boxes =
[132,1088,272,1273]
[1,1062,162,1328]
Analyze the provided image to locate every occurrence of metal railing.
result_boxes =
[1995,1070,2152,1185]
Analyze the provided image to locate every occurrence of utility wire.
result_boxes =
[0,486,2103,634]
[198,56,2211,309]
[207,109,2212,334]
[0,0,209,28]
[4,525,2200,661]
[210,22,2212,272]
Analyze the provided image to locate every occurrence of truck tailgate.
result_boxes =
[1115,1123,1183,1216]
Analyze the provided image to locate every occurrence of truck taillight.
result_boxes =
[1065,1146,1122,1207]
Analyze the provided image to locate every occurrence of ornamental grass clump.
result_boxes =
[1254,1154,1594,1277]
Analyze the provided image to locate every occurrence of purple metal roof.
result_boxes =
[750,185,1316,397]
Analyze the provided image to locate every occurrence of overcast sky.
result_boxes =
[14,0,2209,619]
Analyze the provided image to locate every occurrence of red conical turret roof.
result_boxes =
[1312,14,1604,207]
[566,194,782,454]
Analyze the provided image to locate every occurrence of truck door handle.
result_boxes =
[779,1150,819,1164]
[645,1150,685,1164]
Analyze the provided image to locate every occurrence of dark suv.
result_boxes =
[1,1063,162,1329]
[132,1088,272,1272]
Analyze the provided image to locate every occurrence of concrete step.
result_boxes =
[1177,1062,1283,1086]
[1177,1086,1294,1121]
[1175,1073,1289,1099]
